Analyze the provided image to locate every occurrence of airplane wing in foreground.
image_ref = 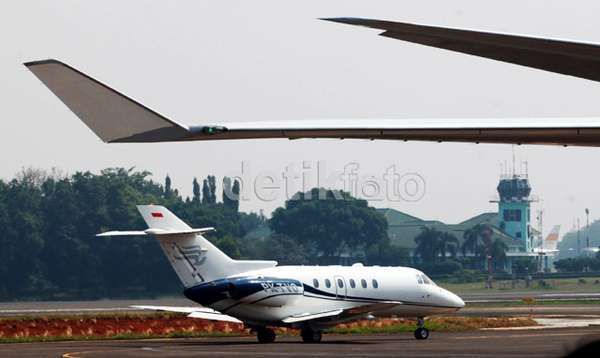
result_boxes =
[323,17,600,83]
[131,305,242,324]
[24,17,600,147]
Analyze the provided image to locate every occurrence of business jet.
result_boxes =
[24,18,600,148]
[98,205,465,343]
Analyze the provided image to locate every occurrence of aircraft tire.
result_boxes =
[257,328,276,343]
[301,328,322,343]
[414,327,429,340]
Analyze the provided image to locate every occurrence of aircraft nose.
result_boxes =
[443,289,465,309]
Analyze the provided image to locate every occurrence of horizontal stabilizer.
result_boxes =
[96,231,148,237]
[96,227,215,237]
[132,305,241,323]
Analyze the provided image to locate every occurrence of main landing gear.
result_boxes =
[414,317,429,340]
[255,326,322,343]
[300,327,322,343]
[256,327,276,343]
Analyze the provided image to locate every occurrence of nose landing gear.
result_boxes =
[414,317,429,340]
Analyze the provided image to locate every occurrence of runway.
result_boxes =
[2,327,599,358]
[2,291,600,316]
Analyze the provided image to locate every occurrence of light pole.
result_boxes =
[577,218,581,256]
[586,208,590,255]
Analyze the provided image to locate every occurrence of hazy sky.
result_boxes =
[3,0,600,239]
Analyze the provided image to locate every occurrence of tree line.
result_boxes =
[412,224,510,275]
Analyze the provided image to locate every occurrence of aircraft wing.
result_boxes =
[24,16,600,148]
[281,301,402,324]
[131,305,242,324]
[282,309,344,324]
[323,17,600,83]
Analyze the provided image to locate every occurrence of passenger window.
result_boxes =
[313,278,319,288]
[361,279,367,288]
[325,278,331,288]
[372,279,379,289]
[349,279,356,288]
[337,278,344,288]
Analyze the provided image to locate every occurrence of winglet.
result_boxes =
[25,59,191,142]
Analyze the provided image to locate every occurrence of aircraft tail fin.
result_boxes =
[543,225,561,250]
[24,59,191,143]
[98,205,277,287]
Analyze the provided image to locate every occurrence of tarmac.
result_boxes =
[0,327,599,358]
[2,291,600,317]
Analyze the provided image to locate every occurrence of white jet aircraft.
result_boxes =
[98,205,465,343]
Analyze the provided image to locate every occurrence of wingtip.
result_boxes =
[319,17,368,25]
[23,59,64,68]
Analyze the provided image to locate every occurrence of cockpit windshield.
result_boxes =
[416,273,436,286]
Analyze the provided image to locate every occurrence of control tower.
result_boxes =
[493,171,536,252]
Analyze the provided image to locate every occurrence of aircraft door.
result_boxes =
[334,276,347,299]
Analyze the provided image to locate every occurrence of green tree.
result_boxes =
[192,178,201,203]
[232,180,240,212]
[414,227,441,264]
[202,179,211,205]
[461,224,508,273]
[245,234,309,265]
[164,175,173,199]
[269,188,387,263]
[208,175,217,204]
[438,232,459,259]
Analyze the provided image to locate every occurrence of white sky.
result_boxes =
[2,0,600,238]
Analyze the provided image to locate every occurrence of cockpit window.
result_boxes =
[416,274,424,284]
[418,273,436,286]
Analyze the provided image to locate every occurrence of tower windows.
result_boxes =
[503,209,522,222]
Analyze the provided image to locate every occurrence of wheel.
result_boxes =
[301,328,322,343]
[257,328,276,343]
[414,327,429,340]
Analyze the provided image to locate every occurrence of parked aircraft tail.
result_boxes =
[542,225,561,251]
[97,205,277,287]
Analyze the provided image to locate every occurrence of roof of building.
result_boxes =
[242,207,521,250]
[377,208,519,250]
